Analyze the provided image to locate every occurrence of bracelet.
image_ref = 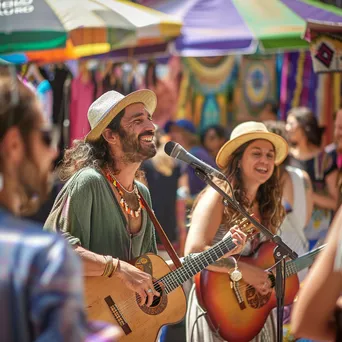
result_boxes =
[102,255,114,277]
[108,258,120,278]
[228,256,242,282]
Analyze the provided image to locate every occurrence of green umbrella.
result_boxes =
[0,0,181,55]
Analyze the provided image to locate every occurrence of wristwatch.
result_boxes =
[230,268,243,282]
[228,256,242,282]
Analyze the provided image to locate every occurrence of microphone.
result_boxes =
[164,141,226,181]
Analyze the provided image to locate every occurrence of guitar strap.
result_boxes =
[139,191,182,269]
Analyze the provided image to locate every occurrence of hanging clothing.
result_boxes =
[69,75,93,144]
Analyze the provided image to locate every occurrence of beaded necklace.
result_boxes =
[105,171,143,218]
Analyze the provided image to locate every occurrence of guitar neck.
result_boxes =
[285,244,326,278]
[160,235,236,294]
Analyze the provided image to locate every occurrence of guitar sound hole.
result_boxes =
[138,284,168,315]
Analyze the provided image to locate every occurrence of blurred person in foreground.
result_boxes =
[291,205,342,341]
[0,73,119,341]
[185,121,288,342]
[200,124,227,159]
[286,107,338,249]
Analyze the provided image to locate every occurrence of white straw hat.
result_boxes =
[85,89,157,142]
[216,121,288,169]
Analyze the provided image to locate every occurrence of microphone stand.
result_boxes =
[194,169,298,342]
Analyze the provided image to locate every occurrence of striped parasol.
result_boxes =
[0,0,182,60]
[145,0,342,56]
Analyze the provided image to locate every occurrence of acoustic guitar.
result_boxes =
[194,242,325,342]
[84,218,256,342]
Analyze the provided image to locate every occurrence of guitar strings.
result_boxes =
[107,246,322,314]
[110,240,240,313]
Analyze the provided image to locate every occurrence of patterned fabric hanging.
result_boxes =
[234,55,277,123]
[280,51,342,144]
[177,56,238,132]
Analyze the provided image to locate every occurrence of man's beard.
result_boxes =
[118,126,156,164]
[18,156,52,216]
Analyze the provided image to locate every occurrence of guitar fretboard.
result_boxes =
[159,235,237,294]
[285,244,325,278]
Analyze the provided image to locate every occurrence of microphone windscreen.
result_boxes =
[164,141,176,156]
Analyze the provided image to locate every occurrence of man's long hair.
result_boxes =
[192,140,285,234]
[58,110,125,181]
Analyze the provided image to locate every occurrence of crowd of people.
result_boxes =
[0,64,341,342]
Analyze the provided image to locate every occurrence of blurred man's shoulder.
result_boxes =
[0,212,63,250]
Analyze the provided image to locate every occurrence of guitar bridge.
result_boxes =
[105,296,132,335]
[230,281,246,310]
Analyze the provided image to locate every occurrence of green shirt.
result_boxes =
[44,167,157,261]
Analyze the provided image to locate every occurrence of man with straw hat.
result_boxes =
[44,89,161,306]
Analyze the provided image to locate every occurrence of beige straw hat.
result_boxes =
[216,121,288,169]
[85,89,157,142]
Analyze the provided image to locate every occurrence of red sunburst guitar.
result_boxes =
[194,242,325,342]
[84,218,256,342]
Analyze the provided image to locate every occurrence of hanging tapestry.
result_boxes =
[177,56,238,132]
[310,33,342,73]
[234,55,277,123]
[280,51,341,143]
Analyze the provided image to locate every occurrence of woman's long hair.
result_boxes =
[192,140,285,233]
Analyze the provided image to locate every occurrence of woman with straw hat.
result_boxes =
[185,121,289,342]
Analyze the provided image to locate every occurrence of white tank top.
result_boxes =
[280,166,309,282]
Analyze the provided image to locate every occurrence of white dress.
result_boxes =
[279,166,309,282]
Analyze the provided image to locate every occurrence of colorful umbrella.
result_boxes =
[0,0,182,59]
[144,0,342,56]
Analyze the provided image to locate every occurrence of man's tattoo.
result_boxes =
[212,257,236,270]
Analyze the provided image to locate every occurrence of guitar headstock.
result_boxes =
[233,213,258,239]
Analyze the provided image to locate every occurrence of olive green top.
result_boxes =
[44,167,157,261]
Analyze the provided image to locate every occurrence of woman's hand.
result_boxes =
[238,261,271,295]
[222,226,247,257]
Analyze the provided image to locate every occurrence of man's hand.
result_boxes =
[116,261,160,306]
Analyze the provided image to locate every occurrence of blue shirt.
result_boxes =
[0,208,118,342]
